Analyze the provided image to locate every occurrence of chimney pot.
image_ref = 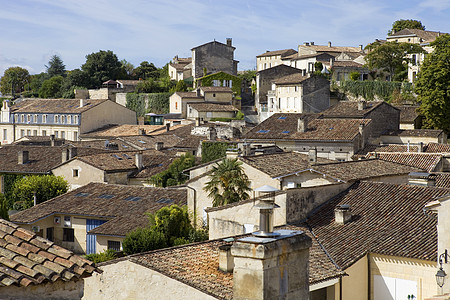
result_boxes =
[18,150,29,165]
[297,117,307,133]
[218,245,234,273]
[308,147,317,163]
[226,38,232,47]
[155,142,164,151]
[358,100,367,110]
[328,41,332,47]
[335,204,352,224]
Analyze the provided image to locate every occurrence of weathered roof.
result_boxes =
[321,101,391,118]
[388,29,446,43]
[425,142,450,153]
[366,152,442,172]
[188,102,237,112]
[434,173,450,188]
[119,135,184,150]
[10,183,187,237]
[331,61,365,68]
[300,44,363,53]
[256,49,297,58]
[296,181,450,269]
[81,124,166,138]
[174,92,202,99]
[132,155,175,178]
[395,105,420,123]
[191,40,235,50]
[383,129,444,138]
[244,113,370,142]
[0,219,97,287]
[10,99,107,114]
[271,73,309,85]
[200,86,233,93]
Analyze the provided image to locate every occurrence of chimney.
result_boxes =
[62,149,69,163]
[359,44,363,51]
[79,99,85,108]
[135,152,143,170]
[308,147,317,163]
[418,142,424,153]
[18,150,29,165]
[335,204,352,224]
[196,88,201,97]
[231,230,312,299]
[328,41,332,47]
[304,42,310,46]
[155,142,164,151]
[50,134,56,147]
[226,38,232,47]
[329,58,334,67]
[297,117,307,133]
[359,123,365,149]
[242,143,252,156]
[357,100,367,110]
[208,127,217,141]
[218,245,234,273]
[165,123,170,132]
[310,41,314,45]
[138,128,146,135]
[301,69,306,76]
[408,172,436,187]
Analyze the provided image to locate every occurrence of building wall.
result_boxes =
[169,93,183,114]
[104,171,130,185]
[0,124,14,144]
[0,278,85,300]
[80,100,136,134]
[366,103,400,139]
[187,109,236,121]
[52,160,106,191]
[380,135,445,145]
[302,76,330,113]
[82,260,217,300]
[280,172,336,189]
[115,93,127,107]
[436,198,450,295]
[257,54,283,71]
[370,254,437,300]
[96,235,124,253]
[88,88,109,100]
[202,91,233,102]
[192,41,236,79]
[13,124,80,141]
[342,255,369,300]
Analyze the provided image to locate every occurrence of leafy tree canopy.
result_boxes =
[204,158,252,207]
[10,175,68,210]
[365,41,424,81]
[416,34,450,133]
[150,153,195,187]
[134,61,158,80]
[39,75,64,98]
[388,19,425,35]
[81,50,122,88]
[46,55,66,77]
[0,67,30,97]
[120,59,135,79]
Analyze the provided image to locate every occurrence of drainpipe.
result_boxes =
[367,253,371,300]
[33,191,37,206]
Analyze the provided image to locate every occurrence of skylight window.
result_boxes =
[278,116,286,120]
[112,154,123,160]
[98,194,115,199]
[75,192,89,197]
[123,154,131,159]
[257,130,270,133]
[124,196,142,201]
[138,140,146,144]
[282,131,290,134]
[157,198,174,204]
[122,145,128,148]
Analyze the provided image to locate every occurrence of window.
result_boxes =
[73,169,79,177]
[213,93,216,97]
[73,132,78,141]
[61,131,65,139]
[212,80,220,86]
[67,115,71,124]
[74,115,78,124]
[20,115,24,123]
[63,228,74,242]
[14,115,18,123]
[54,131,58,138]
[62,115,66,124]
[54,115,59,123]
[3,129,7,140]
[42,130,47,136]
[46,227,54,242]
[175,102,178,110]
[33,130,37,136]
[107,240,121,251]
[27,115,31,122]
[27,130,31,136]
[20,130,25,137]
[34,114,38,123]
[43,114,47,123]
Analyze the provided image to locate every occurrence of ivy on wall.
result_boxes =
[126,92,171,117]
[339,80,413,102]
[196,72,242,95]
[1,174,22,209]
[201,141,236,163]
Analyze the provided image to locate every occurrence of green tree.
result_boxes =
[25,72,50,97]
[365,41,424,81]
[150,153,195,187]
[349,71,360,81]
[122,227,167,255]
[0,194,9,220]
[135,78,160,93]
[81,50,123,88]
[46,55,66,77]
[120,59,135,79]
[388,19,425,35]
[134,61,158,80]
[0,67,30,97]
[171,80,188,93]
[39,75,64,98]
[416,34,450,133]
[11,175,68,210]
[204,158,252,207]
[149,205,192,245]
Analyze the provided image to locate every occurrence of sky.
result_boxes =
[0,0,449,76]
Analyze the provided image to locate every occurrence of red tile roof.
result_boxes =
[366,152,442,172]
[426,143,450,153]
[11,99,107,114]
[256,49,297,58]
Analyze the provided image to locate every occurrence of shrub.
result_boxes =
[85,249,118,264]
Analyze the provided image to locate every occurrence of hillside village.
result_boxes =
[0,20,449,300]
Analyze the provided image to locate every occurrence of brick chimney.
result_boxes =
[18,150,29,165]
[231,230,312,299]
[297,117,307,133]
[226,38,232,47]
[335,204,352,224]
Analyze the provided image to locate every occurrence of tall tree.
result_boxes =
[134,61,158,80]
[81,50,122,88]
[0,67,30,97]
[120,59,135,79]
[416,34,450,133]
[204,158,252,207]
[39,76,64,98]
[365,41,424,81]
[388,19,425,35]
[46,55,66,77]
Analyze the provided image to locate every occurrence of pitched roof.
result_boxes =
[191,40,235,50]
[331,61,365,68]
[383,129,444,138]
[0,219,97,287]
[256,49,297,58]
[395,105,420,123]
[366,152,442,172]
[272,73,309,85]
[425,142,450,153]
[321,101,390,118]
[174,92,202,99]
[188,102,237,112]
[11,99,107,114]
[300,44,363,53]
[239,152,334,178]
[199,86,233,93]
[244,113,370,142]
[132,155,175,178]
[10,183,187,237]
[119,135,184,150]
[434,173,450,188]
[297,181,450,269]
[81,124,166,138]
[388,29,446,43]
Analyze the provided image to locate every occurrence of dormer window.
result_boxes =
[67,115,71,124]
[27,115,31,122]
[20,115,24,123]
[54,115,59,123]
[34,114,38,123]
[74,115,79,124]
[43,114,47,123]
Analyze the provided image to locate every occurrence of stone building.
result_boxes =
[256,48,297,71]
[191,38,238,80]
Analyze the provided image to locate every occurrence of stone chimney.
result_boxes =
[335,204,352,224]
[310,41,314,45]
[418,142,424,153]
[328,41,332,47]
[208,127,217,141]
[155,142,164,151]
[304,42,310,46]
[308,147,317,163]
[50,134,56,147]
[231,230,312,300]
[79,99,85,108]
[226,38,232,47]
[165,123,170,132]
[135,152,143,170]
[18,150,29,165]
[359,44,363,51]
[297,117,307,133]
[218,244,234,273]
[359,123,365,149]
[138,128,146,135]
[358,100,367,110]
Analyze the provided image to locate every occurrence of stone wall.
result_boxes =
[366,102,400,139]
[192,41,236,79]
[302,76,330,113]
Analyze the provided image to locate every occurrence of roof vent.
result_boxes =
[335,204,352,224]
[218,244,234,273]
[252,185,280,238]
[18,150,29,165]
[358,100,367,110]
[155,142,164,151]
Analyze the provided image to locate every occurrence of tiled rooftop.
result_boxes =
[388,29,446,43]
[188,102,237,112]
[10,98,107,114]
[300,44,363,53]
[366,152,442,172]
[81,124,167,137]
[199,86,233,93]
[256,49,297,58]
[425,142,450,153]
[272,73,308,85]
[434,173,450,188]
[321,101,388,118]
[395,105,420,123]
[383,129,444,137]
[0,219,97,287]
[11,183,187,237]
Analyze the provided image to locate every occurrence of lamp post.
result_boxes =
[252,185,280,238]
[436,249,448,288]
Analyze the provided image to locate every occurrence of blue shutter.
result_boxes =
[86,219,107,254]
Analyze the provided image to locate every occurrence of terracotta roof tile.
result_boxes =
[272,73,309,85]
[395,105,420,123]
[434,173,450,188]
[11,98,107,114]
[0,219,97,287]
[366,152,442,172]
[199,86,233,93]
[188,102,237,112]
[425,143,450,153]
[256,49,297,57]
[300,44,363,53]
[321,101,388,118]
[383,129,443,137]
[81,124,166,138]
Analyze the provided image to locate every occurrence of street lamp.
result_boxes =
[436,249,448,288]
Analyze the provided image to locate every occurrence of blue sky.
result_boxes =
[0,0,449,75]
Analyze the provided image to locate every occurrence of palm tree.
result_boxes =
[204,158,252,207]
